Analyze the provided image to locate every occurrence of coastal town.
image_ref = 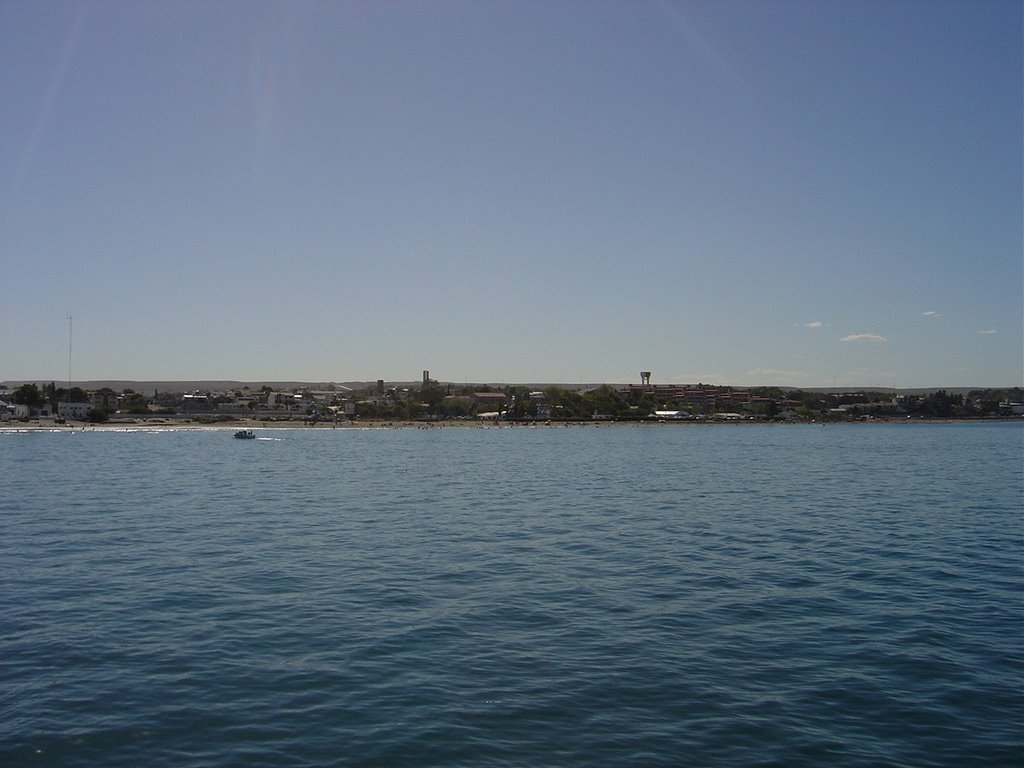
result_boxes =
[2,372,1021,426]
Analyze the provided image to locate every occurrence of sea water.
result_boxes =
[1,423,1021,767]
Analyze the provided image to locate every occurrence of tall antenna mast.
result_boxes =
[67,312,73,393]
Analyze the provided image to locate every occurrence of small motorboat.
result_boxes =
[234,429,256,439]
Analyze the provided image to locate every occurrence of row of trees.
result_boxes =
[354,385,1022,421]
[352,383,639,421]
[7,382,1021,422]
[8,383,164,421]
[10,383,153,410]
[10,383,87,407]
[348,384,935,421]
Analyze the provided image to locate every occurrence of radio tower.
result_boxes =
[67,312,73,394]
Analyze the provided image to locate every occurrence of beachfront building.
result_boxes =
[91,390,119,411]
[180,393,213,413]
[266,391,302,409]
[618,383,755,412]
[58,402,91,421]
[652,410,690,420]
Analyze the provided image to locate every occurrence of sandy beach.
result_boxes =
[0,416,608,432]
[2,415,1005,433]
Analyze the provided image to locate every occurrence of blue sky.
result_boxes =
[2,0,1020,387]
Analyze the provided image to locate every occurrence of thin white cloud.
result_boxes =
[976,329,997,335]
[922,310,943,317]
[802,321,826,329]
[841,333,887,343]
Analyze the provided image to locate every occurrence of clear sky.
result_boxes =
[2,0,1021,387]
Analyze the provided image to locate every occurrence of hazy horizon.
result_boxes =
[2,377,1018,396]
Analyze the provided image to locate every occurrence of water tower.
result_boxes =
[641,371,651,389]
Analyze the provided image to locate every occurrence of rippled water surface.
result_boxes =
[2,423,1021,766]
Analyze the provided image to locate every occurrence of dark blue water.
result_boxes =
[2,424,1021,767]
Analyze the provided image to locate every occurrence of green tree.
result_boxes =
[581,384,625,417]
[417,381,446,415]
[12,384,45,407]
[354,401,376,419]
[122,391,150,411]
[543,386,587,419]
[506,386,536,419]
[919,390,963,417]
[53,387,89,403]
[390,400,411,420]
[440,397,474,418]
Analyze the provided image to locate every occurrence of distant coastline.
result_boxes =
[3,379,1021,426]
[0,379,1013,398]
[2,415,1020,434]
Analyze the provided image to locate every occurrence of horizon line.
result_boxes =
[2,377,1020,392]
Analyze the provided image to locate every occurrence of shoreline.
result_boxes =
[1,416,1019,433]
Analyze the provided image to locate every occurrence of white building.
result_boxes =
[652,410,690,420]
[58,402,92,421]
